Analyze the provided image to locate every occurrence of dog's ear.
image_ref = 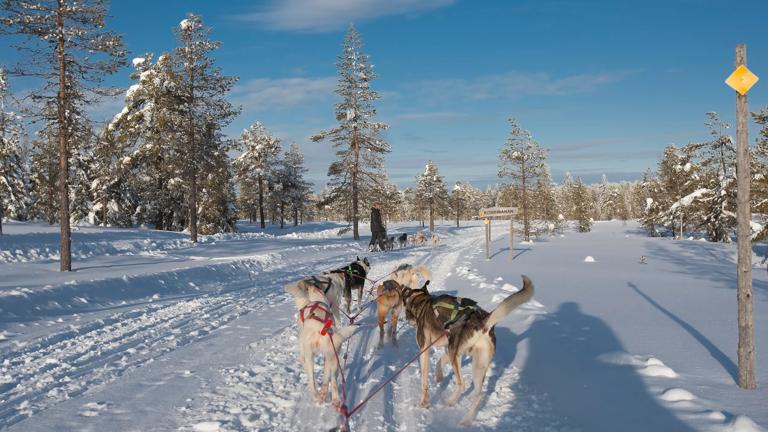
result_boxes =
[421,280,431,293]
[356,255,360,261]
[363,257,370,266]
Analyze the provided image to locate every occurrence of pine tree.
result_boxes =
[498,117,548,241]
[312,26,389,240]
[29,128,59,224]
[0,69,27,234]
[198,123,237,234]
[751,107,768,241]
[450,182,471,227]
[571,177,594,232]
[174,14,239,241]
[415,160,448,232]
[1,0,126,270]
[281,143,312,227]
[91,127,134,227]
[234,121,281,228]
[109,53,186,231]
[688,112,736,242]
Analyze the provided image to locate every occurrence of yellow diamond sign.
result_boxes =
[725,65,759,95]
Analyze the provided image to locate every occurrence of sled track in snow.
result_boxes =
[0,241,362,428]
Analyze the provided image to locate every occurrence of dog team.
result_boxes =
[284,256,534,426]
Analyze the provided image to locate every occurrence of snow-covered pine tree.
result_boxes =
[311,25,389,240]
[234,122,281,228]
[91,127,134,227]
[1,0,126,270]
[655,144,700,237]
[197,121,237,234]
[571,177,594,232]
[450,182,470,227]
[415,160,448,232]
[532,173,558,230]
[0,68,27,234]
[29,127,58,224]
[68,123,95,224]
[498,117,548,241]
[638,169,662,236]
[281,143,313,227]
[108,53,187,231]
[174,14,239,241]
[687,112,736,242]
[751,107,768,241]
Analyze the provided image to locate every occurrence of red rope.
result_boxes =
[345,331,448,418]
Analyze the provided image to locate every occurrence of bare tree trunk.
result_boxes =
[352,129,360,240]
[293,206,298,226]
[429,202,434,232]
[735,44,756,390]
[186,64,198,243]
[280,201,285,229]
[456,206,460,228]
[522,162,530,241]
[57,0,71,271]
[0,201,4,235]
[258,174,265,229]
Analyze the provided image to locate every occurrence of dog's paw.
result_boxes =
[419,397,430,409]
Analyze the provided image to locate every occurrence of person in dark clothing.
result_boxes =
[369,202,387,251]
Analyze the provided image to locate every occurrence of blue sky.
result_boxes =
[2,0,768,189]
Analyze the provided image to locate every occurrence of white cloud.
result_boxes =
[230,77,336,111]
[414,70,631,100]
[240,0,456,32]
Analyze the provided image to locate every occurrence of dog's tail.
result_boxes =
[331,325,358,347]
[483,275,534,331]
[394,265,432,289]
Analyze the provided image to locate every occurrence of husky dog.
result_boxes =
[330,257,371,312]
[385,236,395,251]
[412,231,427,246]
[375,264,432,348]
[400,276,534,425]
[285,282,358,405]
[397,233,408,248]
[285,257,370,320]
[431,234,440,246]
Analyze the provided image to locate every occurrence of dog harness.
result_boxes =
[309,276,333,294]
[432,297,478,328]
[300,301,333,327]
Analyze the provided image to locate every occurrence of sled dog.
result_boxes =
[375,264,432,348]
[284,257,370,320]
[397,233,408,248]
[400,275,534,425]
[285,281,357,405]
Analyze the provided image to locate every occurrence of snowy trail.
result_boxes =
[177,224,534,432]
[3,220,767,431]
[1,227,371,430]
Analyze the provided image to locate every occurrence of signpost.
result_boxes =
[479,207,518,260]
[725,44,758,390]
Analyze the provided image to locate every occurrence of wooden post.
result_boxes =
[509,216,514,260]
[485,219,490,259]
[734,44,756,389]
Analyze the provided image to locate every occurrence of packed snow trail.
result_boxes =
[2,220,767,431]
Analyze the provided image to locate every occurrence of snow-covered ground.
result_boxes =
[1,219,766,431]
